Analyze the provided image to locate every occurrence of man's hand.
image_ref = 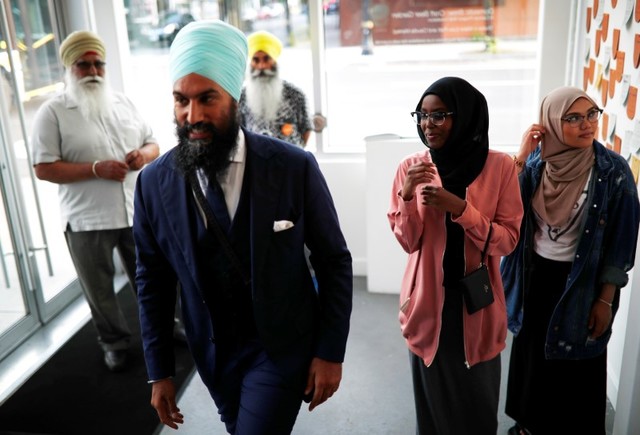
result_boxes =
[150,378,184,430]
[304,357,342,411]
[125,149,146,171]
[93,160,129,181]
[126,142,160,170]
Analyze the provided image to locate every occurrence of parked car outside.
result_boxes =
[142,11,195,46]
[257,2,285,20]
[323,0,339,14]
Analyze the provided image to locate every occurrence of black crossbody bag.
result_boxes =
[459,223,494,314]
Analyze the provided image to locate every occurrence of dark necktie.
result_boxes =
[206,179,231,232]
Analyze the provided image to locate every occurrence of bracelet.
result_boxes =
[512,155,524,168]
[92,160,100,178]
[597,298,613,307]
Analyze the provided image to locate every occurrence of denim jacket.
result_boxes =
[501,141,640,359]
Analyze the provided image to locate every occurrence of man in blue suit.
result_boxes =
[133,20,353,434]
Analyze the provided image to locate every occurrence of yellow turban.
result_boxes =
[59,30,106,68]
[247,31,282,61]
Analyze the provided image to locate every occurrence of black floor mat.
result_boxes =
[0,287,195,435]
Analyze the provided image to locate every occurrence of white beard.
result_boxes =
[244,69,283,122]
[65,70,113,120]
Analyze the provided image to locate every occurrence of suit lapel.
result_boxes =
[246,132,285,282]
[155,133,285,293]
[156,159,203,290]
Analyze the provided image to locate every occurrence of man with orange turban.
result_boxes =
[239,30,313,148]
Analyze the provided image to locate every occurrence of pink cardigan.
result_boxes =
[388,149,523,367]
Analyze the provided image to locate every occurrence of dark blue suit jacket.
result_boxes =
[133,129,353,391]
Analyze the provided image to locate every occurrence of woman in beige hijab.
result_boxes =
[501,86,640,435]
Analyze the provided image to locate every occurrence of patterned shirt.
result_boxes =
[239,80,312,147]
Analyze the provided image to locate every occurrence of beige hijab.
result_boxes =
[532,87,597,227]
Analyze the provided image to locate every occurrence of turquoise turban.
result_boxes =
[169,20,248,101]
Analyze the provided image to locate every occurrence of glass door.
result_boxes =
[0,0,82,361]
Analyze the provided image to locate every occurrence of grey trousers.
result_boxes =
[64,227,137,352]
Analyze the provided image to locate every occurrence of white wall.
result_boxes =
[90,0,131,95]
[613,256,640,435]
[365,137,423,293]
[317,156,367,277]
[534,0,574,104]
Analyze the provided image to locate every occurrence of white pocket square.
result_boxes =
[273,220,294,232]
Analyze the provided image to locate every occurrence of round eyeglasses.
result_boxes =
[73,60,106,71]
[560,108,602,127]
[410,111,454,126]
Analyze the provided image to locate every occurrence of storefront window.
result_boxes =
[125,0,539,153]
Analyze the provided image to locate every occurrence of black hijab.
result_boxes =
[416,76,489,195]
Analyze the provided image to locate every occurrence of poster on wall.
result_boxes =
[583,0,640,179]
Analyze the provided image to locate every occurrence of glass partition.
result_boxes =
[0,0,81,358]
[125,0,538,154]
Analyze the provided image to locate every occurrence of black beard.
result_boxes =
[174,109,240,180]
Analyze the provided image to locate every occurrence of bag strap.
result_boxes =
[480,223,493,265]
[187,171,251,286]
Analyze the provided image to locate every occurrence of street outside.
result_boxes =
[127,12,537,154]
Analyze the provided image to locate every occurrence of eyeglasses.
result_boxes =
[74,60,106,71]
[560,108,602,127]
[410,111,454,126]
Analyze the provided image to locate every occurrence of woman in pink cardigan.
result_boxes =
[388,77,523,434]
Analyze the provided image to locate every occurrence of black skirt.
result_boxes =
[505,252,607,434]
[410,282,501,435]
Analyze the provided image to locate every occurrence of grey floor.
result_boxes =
[158,276,523,435]
[0,274,613,435]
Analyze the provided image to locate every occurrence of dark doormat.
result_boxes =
[0,287,195,435]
